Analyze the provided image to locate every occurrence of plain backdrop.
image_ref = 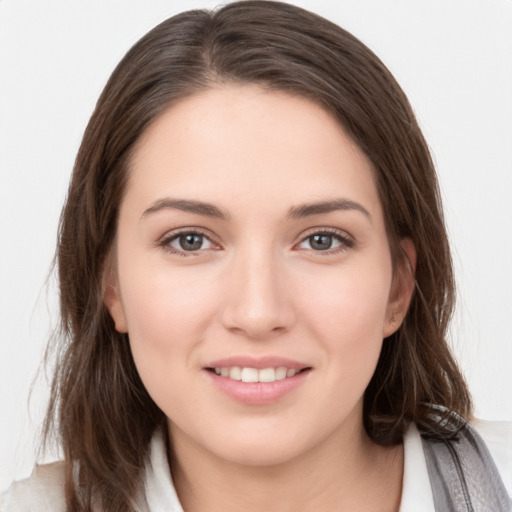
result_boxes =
[1,0,511,491]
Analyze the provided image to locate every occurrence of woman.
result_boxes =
[2,1,511,511]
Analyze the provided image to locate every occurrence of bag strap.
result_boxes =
[420,418,511,512]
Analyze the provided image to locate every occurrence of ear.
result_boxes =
[103,262,128,334]
[383,238,416,338]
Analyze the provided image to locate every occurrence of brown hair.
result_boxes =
[44,1,471,509]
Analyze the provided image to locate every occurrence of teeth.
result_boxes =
[229,367,242,380]
[258,368,276,382]
[241,368,259,383]
[214,366,303,382]
[276,366,287,380]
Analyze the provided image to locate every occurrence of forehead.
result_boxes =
[126,85,383,221]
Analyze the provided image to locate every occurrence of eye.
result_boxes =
[159,230,218,256]
[297,230,353,253]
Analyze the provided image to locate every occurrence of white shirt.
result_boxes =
[2,421,511,511]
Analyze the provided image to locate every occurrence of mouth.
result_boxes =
[204,357,312,404]
[206,366,312,383]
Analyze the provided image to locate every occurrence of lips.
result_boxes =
[204,356,312,404]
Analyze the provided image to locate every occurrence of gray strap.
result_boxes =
[421,419,511,512]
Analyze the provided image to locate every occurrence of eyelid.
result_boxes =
[157,226,221,256]
[294,227,355,253]
[155,226,354,256]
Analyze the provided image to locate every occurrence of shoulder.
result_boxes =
[1,461,66,512]
[471,418,512,496]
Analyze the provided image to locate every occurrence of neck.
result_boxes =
[169,419,403,512]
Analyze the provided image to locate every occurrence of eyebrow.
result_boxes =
[287,199,371,221]
[141,197,371,222]
[141,198,229,220]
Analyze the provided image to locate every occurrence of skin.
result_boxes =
[106,85,415,512]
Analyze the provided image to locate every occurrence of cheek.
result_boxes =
[305,275,390,429]
[297,261,392,384]
[117,260,220,391]
[301,262,391,336]
[121,257,218,329]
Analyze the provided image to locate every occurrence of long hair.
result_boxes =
[44,1,471,509]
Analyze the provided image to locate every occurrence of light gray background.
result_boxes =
[1,0,511,490]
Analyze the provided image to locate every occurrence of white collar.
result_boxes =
[399,423,436,511]
[143,430,183,512]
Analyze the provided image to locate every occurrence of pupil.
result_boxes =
[180,234,203,251]
[310,234,332,250]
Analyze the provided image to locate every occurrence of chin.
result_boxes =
[220,443,303,468]
[208,426,320,468]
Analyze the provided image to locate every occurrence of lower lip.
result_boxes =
[205,370,310,405]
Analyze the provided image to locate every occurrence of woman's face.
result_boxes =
[106,85,412,467]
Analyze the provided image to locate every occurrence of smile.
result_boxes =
[205,357,312,404]
[212,366,303,382]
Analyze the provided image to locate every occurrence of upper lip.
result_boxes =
[205,356,310,370]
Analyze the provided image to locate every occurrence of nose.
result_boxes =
[220,245,295,340]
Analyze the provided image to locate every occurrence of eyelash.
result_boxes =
[157,228,219,257]
[157,227,354,257]
[295,228,355,255]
